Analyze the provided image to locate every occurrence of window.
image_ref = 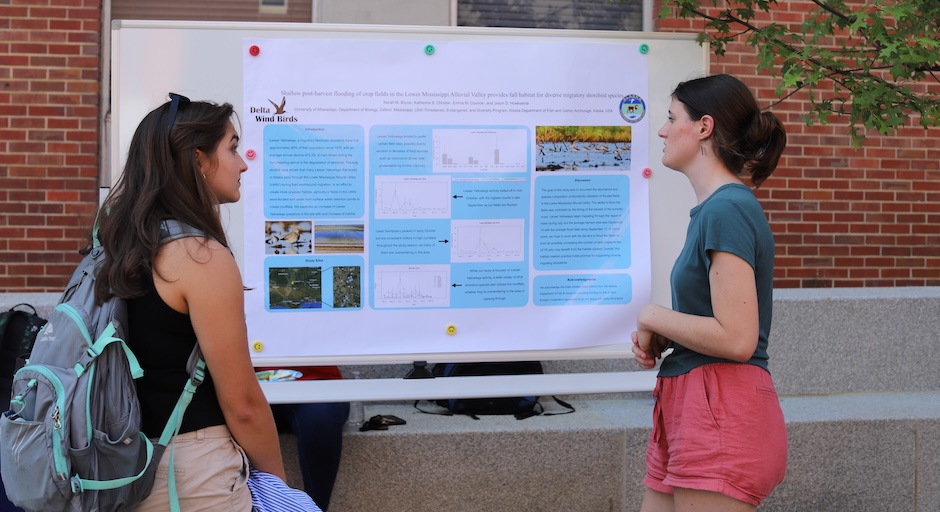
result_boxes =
[260,0,287,15]
[458,0,643,31]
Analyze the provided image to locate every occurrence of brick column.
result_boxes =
[0,0,101,291]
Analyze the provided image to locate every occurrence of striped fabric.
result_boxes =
[248,469,322,512]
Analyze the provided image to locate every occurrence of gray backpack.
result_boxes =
[0,220,207,512]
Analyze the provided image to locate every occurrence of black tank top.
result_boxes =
[127,279,226,438]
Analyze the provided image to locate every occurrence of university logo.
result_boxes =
[619,94,646,123]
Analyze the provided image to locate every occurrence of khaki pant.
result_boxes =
[134,425,252,512]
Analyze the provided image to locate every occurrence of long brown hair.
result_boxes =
[94,96,236,303]
[672,74,786,187]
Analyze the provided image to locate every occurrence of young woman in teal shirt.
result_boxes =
[633,74,788,512]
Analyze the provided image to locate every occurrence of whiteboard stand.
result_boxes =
[112,21,704,403]
[259,370,658,404]
[403,360,435,379]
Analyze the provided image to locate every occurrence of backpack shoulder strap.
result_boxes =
[90,216,205,249]
[156,219,209,512]
[539,396,577,417]
[159,219,205,243]
[153,220,206,444]
[412,400,459,418]
[158,345,205,512]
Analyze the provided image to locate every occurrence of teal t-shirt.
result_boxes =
[658,183,775,377]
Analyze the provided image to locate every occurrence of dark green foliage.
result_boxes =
[662,0,940,147]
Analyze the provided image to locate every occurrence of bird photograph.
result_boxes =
[265,220,312,254]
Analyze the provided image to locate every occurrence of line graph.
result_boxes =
[374,175,451,219]
[373,265,450,308]
[451,219,525,262]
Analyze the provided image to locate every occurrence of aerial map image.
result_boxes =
[269,266,322,309]
[332,266,362,308]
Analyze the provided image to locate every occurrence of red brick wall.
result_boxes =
[2,2,937,291]
[0,0,100,292]
[656,0,940,288]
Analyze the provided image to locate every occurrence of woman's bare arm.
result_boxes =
[155,238,286,480]
[635,250,759,364]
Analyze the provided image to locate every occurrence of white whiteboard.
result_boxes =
[111,21,705,367]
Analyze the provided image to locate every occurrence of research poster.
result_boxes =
[241,37,652,358]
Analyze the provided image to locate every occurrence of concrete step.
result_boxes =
[285,392,940,512]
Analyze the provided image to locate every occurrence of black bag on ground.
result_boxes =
[434,361,543,416]
[415,361,575,420]
[0,303,47,402]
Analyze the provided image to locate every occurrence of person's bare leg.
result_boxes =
[674,487,756,512]
[640,488,674,512]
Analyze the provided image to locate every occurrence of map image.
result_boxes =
[332,266,362,308]
[269,266,322,309]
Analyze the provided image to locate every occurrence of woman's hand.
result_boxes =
[632,329,668,370]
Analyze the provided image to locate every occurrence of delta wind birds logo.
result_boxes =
[268,96,287,115]
[250,97,296,122]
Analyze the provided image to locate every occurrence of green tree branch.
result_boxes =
[662,0,940,147]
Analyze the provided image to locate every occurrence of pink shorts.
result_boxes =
[644,363,787,506]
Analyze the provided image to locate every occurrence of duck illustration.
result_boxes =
[268,96,287,115]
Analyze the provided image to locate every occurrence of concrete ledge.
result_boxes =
[768,391,940,512]
[770,287,940,396]
[290,286,940,399]
[0,293,58,319]
[6,288,939,397]
[324,398,652,512]
[285,392,940,512]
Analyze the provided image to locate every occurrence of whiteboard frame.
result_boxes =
[111,20,706,369]
[261,370,659,403]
